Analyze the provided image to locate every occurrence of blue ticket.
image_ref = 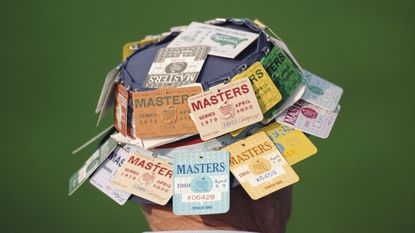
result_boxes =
[173,151,230,215]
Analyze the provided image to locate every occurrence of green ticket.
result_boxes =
[260,46,303,119]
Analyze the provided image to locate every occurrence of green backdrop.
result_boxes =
[1,0,414,232]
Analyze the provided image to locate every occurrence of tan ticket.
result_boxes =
[114,84,129,136]
[188,78,263,141]
[132,85,202,138]
[111,153,173,205]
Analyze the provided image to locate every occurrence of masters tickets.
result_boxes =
[188,78,263,141]
[168,22,258,58]
[143,46,209,88]
[112,152,173,205]
[173,151,230,215]
[223,131,299,200]
[133,85,202,138]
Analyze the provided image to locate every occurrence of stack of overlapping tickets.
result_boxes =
[68,18,343,215]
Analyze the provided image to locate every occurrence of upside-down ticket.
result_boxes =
[188,78,263,141]
[111,153,173,205]
[223,132,299,200]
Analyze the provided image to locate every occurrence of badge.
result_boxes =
[143,46,209,88]
[188,78,263,141]
[301,70,343,111]
[173,151,230,215]
[90,147,131,205]
[275,99,340,139]
[111,153,173,205]
[230,62,282,136]
[168,22,259,58]
[132,85,202,138]
[256,122,317,165]
[260,46,304,119]
[223,132,299,200]
[114,84,128,136]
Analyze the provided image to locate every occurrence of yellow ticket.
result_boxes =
[232,62,281,113]
[230,62,281,137]
[122,37,160,60]
[257,122,317,165]
[223,131,299,200]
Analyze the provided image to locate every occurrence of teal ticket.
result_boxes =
[173,151,230,215]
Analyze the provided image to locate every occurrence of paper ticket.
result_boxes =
[90,147,131,205]
[111,153,173,205]
[302,70,343,111]
[143,46,209,88]
[275,99,340,139]
[256,122,317,165]
[173,151,230,215]
[168,22,259,58]
[132,85,202,138]
[223,131,299,200]
[188,78,263,141]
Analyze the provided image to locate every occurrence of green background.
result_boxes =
[1,0,414,232]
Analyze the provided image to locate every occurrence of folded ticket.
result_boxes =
[90,147,131,205]
[302,70,343,112]
[111,132,197,150]
[275,99,340,139]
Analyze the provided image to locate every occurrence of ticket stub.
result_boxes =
[275,99,340,139]
[133,85,202,138]
[90,147,131,205]
[261,46,304,119]
[223,132,299,200]
[256,122,317,165]
[68,137,118,195]
[173,151,230,215]
[143,46,209,88]
[168,22,259,58]
[302,70,343,111]
[111,153,173,205]
[114,84,128,136]
[188,78,263,141]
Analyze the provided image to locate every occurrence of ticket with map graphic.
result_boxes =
[132,85,202,138]
[111,152,173,205]
[223,131,299,200]
[168,22,259,58]
[90,147,131,205]
[256,122,317,165]
[173,151,230,215]
[143,46,209,88]
[275,99,340,139]
[302,70,343,112]
[188,78,263,141]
